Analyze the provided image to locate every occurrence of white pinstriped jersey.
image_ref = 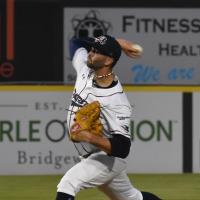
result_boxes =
[67,47,132,156]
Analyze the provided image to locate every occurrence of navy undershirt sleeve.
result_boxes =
[108,134,131,159]
[69,37,91,60]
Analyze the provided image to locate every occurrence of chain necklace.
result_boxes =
[94,71,113,79]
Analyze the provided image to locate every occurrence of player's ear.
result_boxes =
[104,56,114,67]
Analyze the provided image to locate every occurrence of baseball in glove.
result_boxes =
[70,101,103,141]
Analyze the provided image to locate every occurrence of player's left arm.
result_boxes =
[70,129,112,154]
[70,129,131,158]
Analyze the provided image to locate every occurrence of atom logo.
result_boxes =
[71,10,112,38]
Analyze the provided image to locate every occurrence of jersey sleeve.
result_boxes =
[101,100,132,138]
[106,104,132,158]
[69,38,91,73]
[114,105,132,137]
[72,48,88,73]
[69,37,91,59]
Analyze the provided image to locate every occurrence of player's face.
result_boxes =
[87,47,109,70]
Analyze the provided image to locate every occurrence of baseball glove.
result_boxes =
[70,101,103,141]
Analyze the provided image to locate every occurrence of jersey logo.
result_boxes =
[71,92,87,107]
[95,36,107,45]
[117,116,130,120]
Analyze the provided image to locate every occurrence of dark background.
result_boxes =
[0,0,199,83]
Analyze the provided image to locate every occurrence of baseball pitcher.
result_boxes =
[56,35,161,200]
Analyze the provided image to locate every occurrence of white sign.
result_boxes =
[0,88,183,174]
[0,91,79,175]
[126,92,183,173]
[64,8,200,85]
[193,93,200,173]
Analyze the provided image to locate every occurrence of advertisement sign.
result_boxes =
[0,87,183,174]
[193,93,200,173]
[0,90,79,175]
[64,8,200,85]
[126,92,182,173]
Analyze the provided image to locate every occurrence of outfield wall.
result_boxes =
[0,86,199,174]
[193,93,200,173]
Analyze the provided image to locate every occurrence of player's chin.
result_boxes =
[86,60,94,69]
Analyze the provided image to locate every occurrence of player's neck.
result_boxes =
[94,71,113,79]
[93,71,114,88]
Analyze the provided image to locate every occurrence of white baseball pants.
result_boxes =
[57,151,143,200]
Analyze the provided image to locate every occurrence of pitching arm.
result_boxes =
[116,38,143,58]
[69,37,92,60]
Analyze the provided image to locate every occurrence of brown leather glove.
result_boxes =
[70,101,103,141]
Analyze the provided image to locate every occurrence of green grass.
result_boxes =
[0,174,199,200]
